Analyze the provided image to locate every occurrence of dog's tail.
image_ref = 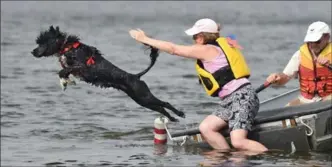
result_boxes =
[135,44,159,78]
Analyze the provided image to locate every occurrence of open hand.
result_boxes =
[129,29,147,43]
[316,57,330,66]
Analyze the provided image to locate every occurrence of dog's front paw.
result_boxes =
[67,79,76,86]
[60,78,68,91]
[60,78,76,91]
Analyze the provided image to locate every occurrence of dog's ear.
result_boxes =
[49,25,55,33]
[55,26,60,36]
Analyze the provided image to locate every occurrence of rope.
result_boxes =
[160,116,188,145]
[180,136,187,146]
[299,117,314,136]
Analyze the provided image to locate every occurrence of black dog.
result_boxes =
[31,25,185,122]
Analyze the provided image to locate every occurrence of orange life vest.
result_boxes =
[298,43,332,99]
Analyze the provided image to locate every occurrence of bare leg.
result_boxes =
[286,98,302,107]
[323,95,332,101]
[199,115,230,150]
[287,95,331,107]
[230,129,268,152]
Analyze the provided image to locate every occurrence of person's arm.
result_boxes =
[270,73,292,86]
[142,37,219,60]
[266,50,300,86]
[129,29,218,60]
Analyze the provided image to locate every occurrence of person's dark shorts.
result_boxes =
[213,84,260,131]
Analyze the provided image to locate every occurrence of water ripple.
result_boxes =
[1,121,19,128]
[24,86,48,93]
[102,127,152,140]
[1,111,25,118]
[32,69,58,74]
[86,112,116,117]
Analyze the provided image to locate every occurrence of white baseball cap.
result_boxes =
[185,18,219,36]
[304,21,331,42]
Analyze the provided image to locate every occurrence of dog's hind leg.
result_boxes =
[127,79,186,119]
[139,95,186,119]
[159,101,185,118]
[145,105,179,122]
[122,90,179,122]
[147,98,185,118]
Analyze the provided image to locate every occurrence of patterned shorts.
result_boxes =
[213,84,260,131]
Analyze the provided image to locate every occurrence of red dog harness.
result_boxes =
[60,42,95,66]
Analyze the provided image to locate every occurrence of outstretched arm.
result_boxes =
[129,29,217,61]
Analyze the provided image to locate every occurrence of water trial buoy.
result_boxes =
[153,117,168,144]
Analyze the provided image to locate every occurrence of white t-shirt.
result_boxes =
[283,50,300,77]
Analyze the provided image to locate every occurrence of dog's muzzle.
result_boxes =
[31,47,47,58]
[31,49,40,57]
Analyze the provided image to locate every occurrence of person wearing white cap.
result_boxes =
[266,21,332,106]
[129,18,268,152]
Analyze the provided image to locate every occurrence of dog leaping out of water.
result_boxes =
[31,25,185,122]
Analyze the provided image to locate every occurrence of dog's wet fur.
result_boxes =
[31,25,185,122]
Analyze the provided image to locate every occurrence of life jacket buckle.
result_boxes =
[323,83,327,92]
[313,77,322,82]
[314,90,319,95]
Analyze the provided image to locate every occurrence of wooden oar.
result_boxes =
[255,81,271,93]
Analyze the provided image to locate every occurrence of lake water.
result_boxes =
[1,1,331,166]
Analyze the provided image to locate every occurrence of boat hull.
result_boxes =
[170,100,332,152]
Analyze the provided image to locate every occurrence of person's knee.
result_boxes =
[199,115,226,134]
[199,120,218,134]
[199,122,211,134]
[230,129,248,149]
[231,138,246,149]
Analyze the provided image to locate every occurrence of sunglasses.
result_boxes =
[193,33,202,40]
[313,39,323,44]
[308,39,323,45]
[193,34,198,40]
